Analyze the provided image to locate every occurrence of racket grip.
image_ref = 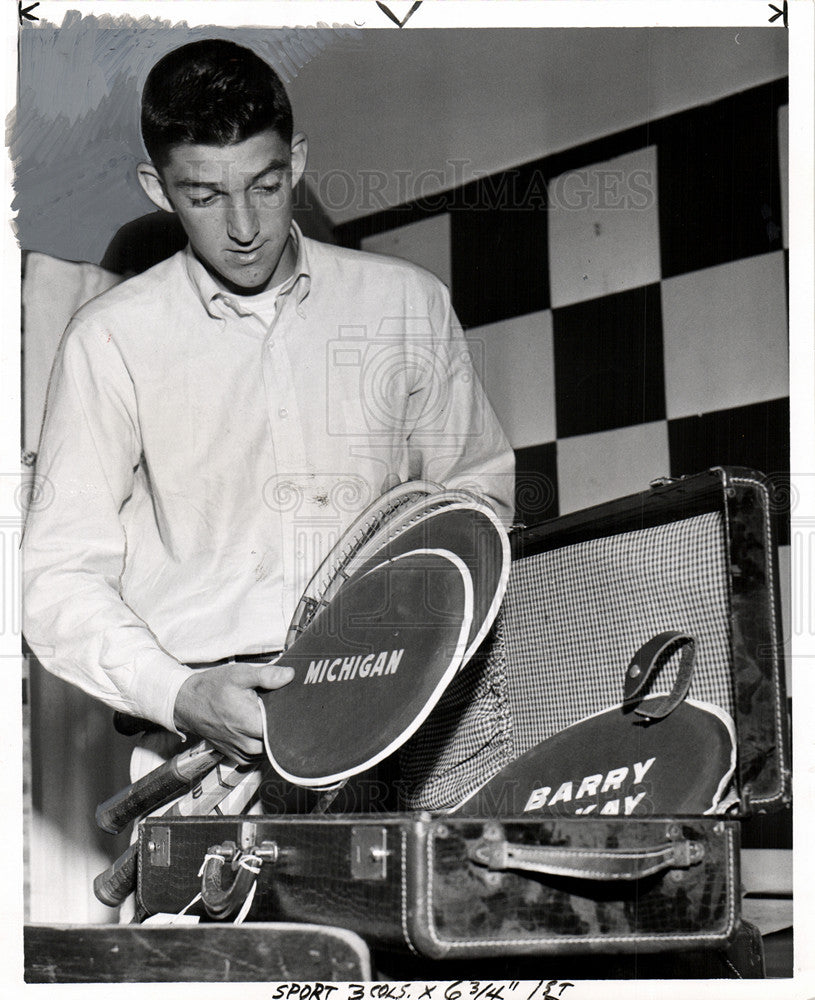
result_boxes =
[93,842,138,907]
[113,711,162,737]
[96,741,222,834]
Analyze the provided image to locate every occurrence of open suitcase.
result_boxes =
[136,467,790,966]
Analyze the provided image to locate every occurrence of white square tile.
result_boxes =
[360,212,451,287]
[661,252,788,420]
[778,104,788,250]
[548,145,661,308]
[557,421,670,514]
[465,310,555,449]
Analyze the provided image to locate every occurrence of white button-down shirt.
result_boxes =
[22,225,515,732]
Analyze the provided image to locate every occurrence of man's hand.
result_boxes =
[173,661,294,764]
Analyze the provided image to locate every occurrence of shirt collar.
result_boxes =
[183,220,312,320]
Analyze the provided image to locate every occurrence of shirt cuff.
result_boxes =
[132,651,195,736]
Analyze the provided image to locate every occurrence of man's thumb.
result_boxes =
[255,664,295,689]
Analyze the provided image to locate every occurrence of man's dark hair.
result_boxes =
[141,39,293,167]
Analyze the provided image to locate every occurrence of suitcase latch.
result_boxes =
[146,825,171,868]
[350,826,390,880]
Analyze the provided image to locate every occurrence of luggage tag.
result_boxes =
[455,631,738,817]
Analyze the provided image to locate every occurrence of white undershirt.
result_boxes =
[228,284,285,326]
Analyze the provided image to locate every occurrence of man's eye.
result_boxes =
[189,194,219,207]
[257,184,282,195]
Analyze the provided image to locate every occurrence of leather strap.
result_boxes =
[623,630,696,721]
[200,844,264,921]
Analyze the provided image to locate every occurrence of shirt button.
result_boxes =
[279,407,288,418]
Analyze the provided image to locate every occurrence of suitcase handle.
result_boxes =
[623,631,695,721]
[468,829,705,882]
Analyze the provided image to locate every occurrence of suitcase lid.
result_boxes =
[508,466,789,816]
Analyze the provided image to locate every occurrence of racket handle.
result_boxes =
[113,712,162,737]
[93,764,262,908]
[96,741,222,834]
[93,842,138,907]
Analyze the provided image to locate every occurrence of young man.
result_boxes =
[22,39,514,766]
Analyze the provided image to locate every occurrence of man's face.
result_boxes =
[152,128,305,293]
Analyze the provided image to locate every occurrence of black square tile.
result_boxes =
[657,81,787,279]
[333,201,446,248]
[668,397,790,544]
[552,283,665,438]
[514,441,558,527]
[450,163,550,328]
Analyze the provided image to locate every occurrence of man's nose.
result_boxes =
[226,199,260,245]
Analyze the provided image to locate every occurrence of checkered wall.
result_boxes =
[336,79,791,853]
[335,79,789,544]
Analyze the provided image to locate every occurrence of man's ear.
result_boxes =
[137,162,175,213]
[290,133,308,188]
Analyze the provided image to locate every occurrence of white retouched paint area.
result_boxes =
[288,27,788,223]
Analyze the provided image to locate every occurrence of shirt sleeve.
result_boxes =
[405,279,516,527]
[22,316,193,732]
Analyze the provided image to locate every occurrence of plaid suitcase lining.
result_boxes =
[403,511,735,810]
[504,510,734,754]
